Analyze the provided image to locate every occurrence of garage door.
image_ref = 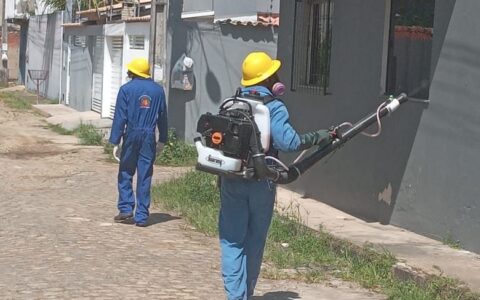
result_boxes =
[109,36,123,119]
[91,36,104,113]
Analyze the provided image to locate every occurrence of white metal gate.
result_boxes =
[91,36,104,113]
[109,36,123,119]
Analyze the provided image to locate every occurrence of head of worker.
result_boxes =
[127,57,151,79]
[241,51,285,97]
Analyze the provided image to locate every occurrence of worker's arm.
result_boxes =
[268,100,332,152]
[109,88,128,145]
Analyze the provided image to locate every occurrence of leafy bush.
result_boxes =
[155,128,197,166]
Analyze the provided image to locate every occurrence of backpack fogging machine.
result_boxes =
[195,92,409,184]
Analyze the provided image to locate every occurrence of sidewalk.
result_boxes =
[276,187,480,293]
[33,104,112,131]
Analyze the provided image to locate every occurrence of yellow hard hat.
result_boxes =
[241,52,281,86]
[127,57,151,78]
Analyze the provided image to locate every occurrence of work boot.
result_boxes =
[135,222,148,227]
[114,212,133,223]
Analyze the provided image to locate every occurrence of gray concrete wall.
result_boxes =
[391,0,480,252]
[278,0,480,253]
[25,12,63,100]
[167,0,277,141]
[68,38,94,112]
[278,0,406,222]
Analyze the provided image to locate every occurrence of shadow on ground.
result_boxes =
[252,291,300,300]
[118,213,181,227]
[148,213,181,226]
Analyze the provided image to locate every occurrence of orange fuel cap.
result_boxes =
[211,132,223,145]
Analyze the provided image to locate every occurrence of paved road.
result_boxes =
[0,101,384,299]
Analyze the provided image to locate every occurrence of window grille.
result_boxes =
[291,0,334,95]
[73,35,87,48]
[129,35,145,50]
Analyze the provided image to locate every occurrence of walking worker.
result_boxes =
[109,57,168,227]
[219,51,335,299]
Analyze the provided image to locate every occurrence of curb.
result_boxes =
[31,106,52,118]
[391,262,429,286]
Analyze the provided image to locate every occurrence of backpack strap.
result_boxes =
[235,87,278,104]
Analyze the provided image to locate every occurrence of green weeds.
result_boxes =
[155,128,197,166]
[0,92,32,110]
[153,170,480,300]
[75,124,103,145]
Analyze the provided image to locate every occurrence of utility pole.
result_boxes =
[0,0,8,86]
[149,0,167,84]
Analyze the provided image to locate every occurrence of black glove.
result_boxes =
[299,129,333,150]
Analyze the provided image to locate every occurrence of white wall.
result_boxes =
[101,22,149,118]
[123,22,150,85]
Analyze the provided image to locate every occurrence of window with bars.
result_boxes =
[73,35,87,48]
[129,35,145,50]
[291,0,334,95]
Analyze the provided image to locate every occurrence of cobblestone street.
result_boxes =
[0,102,384,299]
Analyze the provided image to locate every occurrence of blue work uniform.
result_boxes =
[109,77,168,225]
[219,86,306,300]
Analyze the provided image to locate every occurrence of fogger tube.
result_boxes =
[271,93,408,184]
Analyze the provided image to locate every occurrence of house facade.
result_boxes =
[61,5,151,115]
[277,0,480,253]
[166,0,279,141]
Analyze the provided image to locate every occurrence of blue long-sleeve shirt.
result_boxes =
[109,78,168,145]
[240,86,302,153]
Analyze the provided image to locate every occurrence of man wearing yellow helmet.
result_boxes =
[109,57,168,227]
[218,52,333,299]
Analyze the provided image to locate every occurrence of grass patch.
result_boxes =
[442,232,461,250]
[0,92,32,110]
[152,171,219,235]
[153,170,480,300]
[155,128,197,167]
[76,124,103,145]
[47,123,104,146]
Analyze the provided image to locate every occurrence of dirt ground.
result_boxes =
[0,101,384,299]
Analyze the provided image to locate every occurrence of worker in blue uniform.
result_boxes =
[109,57,168,227]
[219,52,334,299]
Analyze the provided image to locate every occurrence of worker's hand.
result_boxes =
[156,142,165,157]
[112,144,121,162]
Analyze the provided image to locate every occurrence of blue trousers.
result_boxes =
[219,177,276,300]
[117,130,156,224]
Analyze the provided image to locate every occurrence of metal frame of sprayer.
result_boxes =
[195,93,408,184]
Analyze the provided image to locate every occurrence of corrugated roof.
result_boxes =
[395,25,433,41]
[216,13,279,27]
[77,0,152,15]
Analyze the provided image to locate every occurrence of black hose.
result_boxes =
[270,93,408,184]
